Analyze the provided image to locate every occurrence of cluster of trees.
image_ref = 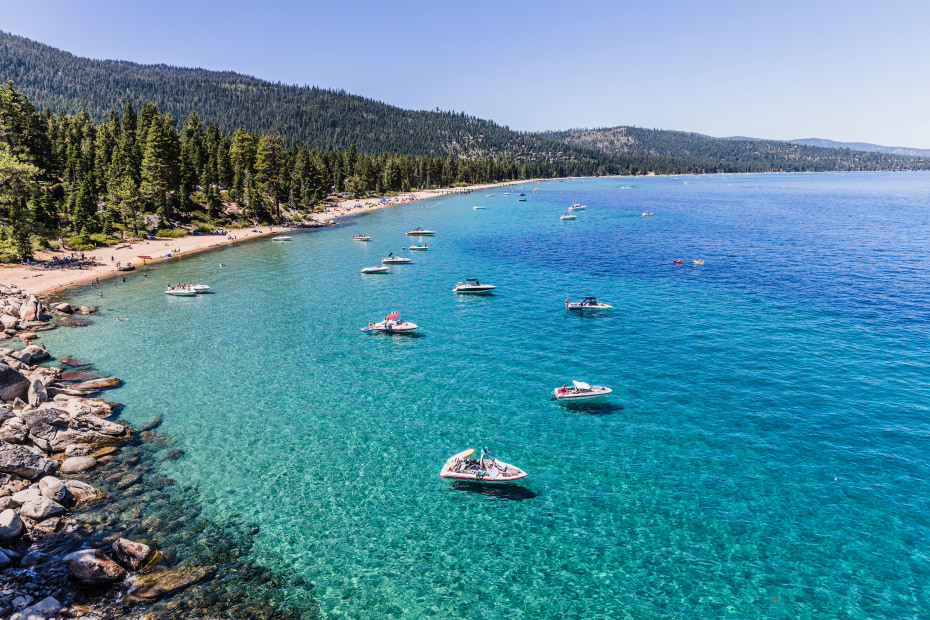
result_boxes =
[0,81,608,262]
[543,127,930,173]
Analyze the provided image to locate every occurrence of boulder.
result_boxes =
[64,443,91,457]
[0,363,29,401]
[72,377,121,391]
[13,345,50,365]
[0,548,9,568]
[18,332,38,342]
[0,417,29,444]
[23,407,126,452]
[38,476,69,503]
[60,457,96,473]
[10,596,61,620]
[51,303,74,314]
[63,479,99,502]
[19,496,64,520]
[18,295,41,322]
[11,486,42,506]
[0,508,23,540]
[20,550,48,567]
[77,306,96,315]
[63,548,126,584]
[0,314,18,330]
[112,538,155,571]
[27,379,48,407]
[0,441,57,479]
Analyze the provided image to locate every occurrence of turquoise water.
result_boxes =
[42,173,930,618]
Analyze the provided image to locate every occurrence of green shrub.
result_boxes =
[193,222,213,233]
[63,235,95,251]
[155,228,189,238]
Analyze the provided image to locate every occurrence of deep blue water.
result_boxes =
[41,173,930,618]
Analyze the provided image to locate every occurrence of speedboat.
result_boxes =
[503,193,510,195]
[361,311,418,333]
[353,234,370,241]
[518,193,526,196]
[164,286,196,297]
[406,228,436,236]
[473,205,486,210]
[453,279,496,294]
[382,255,411,264]
[408,243,429,251]
[361,265,389,274]
[486,194,494,197]
[642,211,654,217]
[188,284,210,293]
[551,380,613,401]
[439,448,528,483]
[565,297,612,310]
[518,198,527,202]
[569,204,585,210]
[560,213,576,220]
[271,236,292,241]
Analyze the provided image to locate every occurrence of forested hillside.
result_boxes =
[0,30,602,166]
[543,127,930,173]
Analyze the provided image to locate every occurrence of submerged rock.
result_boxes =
[63,479,100,502]
[9,595,61,620]
[129,565,213,600]
[62,548,126,584]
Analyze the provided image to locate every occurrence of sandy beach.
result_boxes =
[1,179,536,298]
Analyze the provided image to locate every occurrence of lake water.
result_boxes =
[42,173,930,618]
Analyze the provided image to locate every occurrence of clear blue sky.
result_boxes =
[3,0,929,147]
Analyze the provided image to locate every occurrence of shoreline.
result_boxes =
[1,179,541,300]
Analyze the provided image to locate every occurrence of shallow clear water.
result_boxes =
[42,173,930,618]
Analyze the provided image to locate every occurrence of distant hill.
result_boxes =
[789,138,930,159]
[542,127,929,173]
[1,30,927,174]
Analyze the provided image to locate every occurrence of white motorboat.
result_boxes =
[642,210,654,217]
[551,380,613,401]
[566,297,612,310]
[382,254,411,264]
[439,448,528,483]
[406,228,436,236]
[408,243,429,251]
[353,234,371,241]
[361,265,389,274]
[569,204,586,210]
[560,213,576,220]
[503,192,510,195]
[473,205,486,210]
[486,194,494,197]
[453,278,496,294]
[164,286,196,297]
[271,236,291,241]
[361,311,418,333]
[188,284,210,293]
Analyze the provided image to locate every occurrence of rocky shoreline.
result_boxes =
[0,284,312,620]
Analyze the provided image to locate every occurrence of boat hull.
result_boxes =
[439,451,528,483]
[406,230,436,235]
[566,304,612,310]
[551,386,613,401]
[453,286,496,294]
[382,258,411,264]
[361,267,389,274]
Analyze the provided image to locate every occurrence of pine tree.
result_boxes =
[254,131,285,220]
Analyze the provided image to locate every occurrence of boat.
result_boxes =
[382,254,412,264]
[486,194,494,197]
[116,264,135,272]
[164,286,196,297]
[569,204,585,210]
[453,279,496,294]
[352,234,371,241]
[137,255,153,260]
[693,259,704,265]
[439,448,528,483]
[503,193,510,195]
[518,193,526,196]
[361,265,389,274]
[551,380,613,401]
[560,213,577,220]
[518,199,527,202]
[406,228,436,236]
[271,236,292,241]
[565,297,612,310]
[473,205,486,210]
[408,243,429,251]
[188,284,210,293]
[673,259,683,264]
[642,211,654,217]
[361,311,418,333]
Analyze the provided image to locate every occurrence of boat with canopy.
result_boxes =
[361,311,418,333]
[565,297,612,310]
[551,380,613,401]
[439,448,528,483]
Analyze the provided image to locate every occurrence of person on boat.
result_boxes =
[565,298,570,309]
